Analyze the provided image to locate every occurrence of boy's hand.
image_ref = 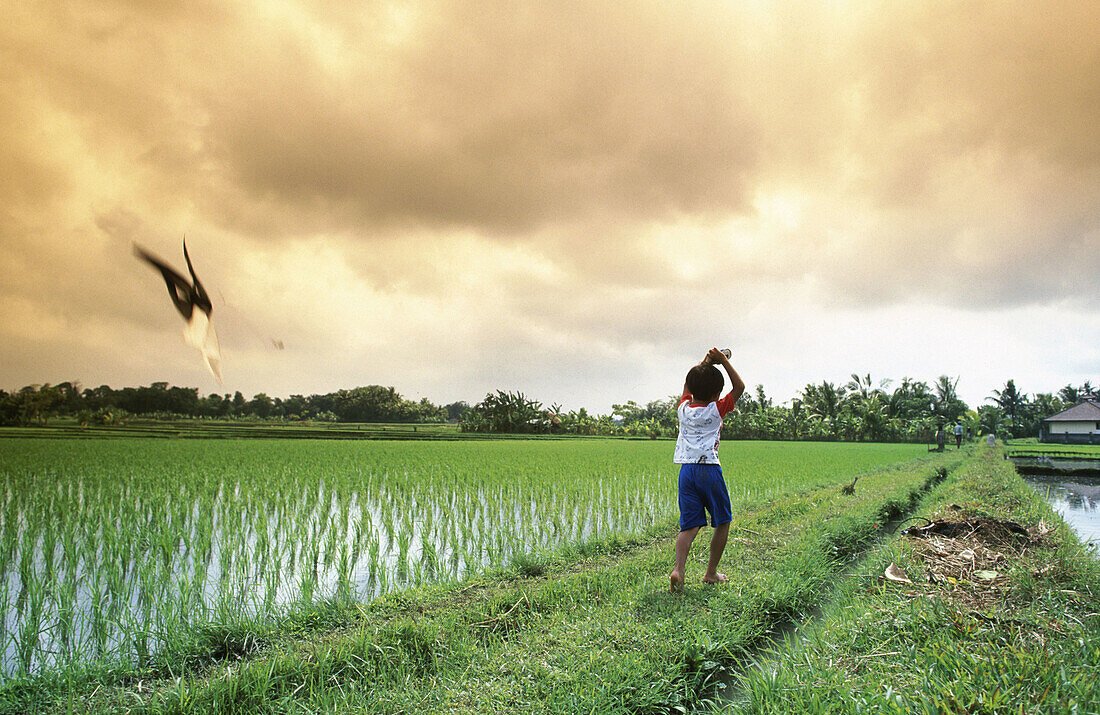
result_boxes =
[705,347,730,365]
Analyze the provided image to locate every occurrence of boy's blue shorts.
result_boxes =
[678,463,733,531]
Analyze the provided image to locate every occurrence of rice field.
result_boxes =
[0,438,923,679]
[1004,441,1100,458]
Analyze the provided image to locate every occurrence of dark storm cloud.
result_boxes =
[190,1,760,235]
[0,1,765,243]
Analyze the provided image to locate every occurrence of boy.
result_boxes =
[670,347,745,593]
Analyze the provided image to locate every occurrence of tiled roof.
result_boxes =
[1043,401,1100,422]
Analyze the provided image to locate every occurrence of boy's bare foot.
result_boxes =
[670,571,685,593]
[702,573,728,584]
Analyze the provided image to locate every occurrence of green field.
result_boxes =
[0,438,924,680]
[3,440,1098,713]
[1003,441,1100,459]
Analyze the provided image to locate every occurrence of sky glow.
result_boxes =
[1,1,1097,412]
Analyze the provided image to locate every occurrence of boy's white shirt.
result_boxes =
[674,401,725,465]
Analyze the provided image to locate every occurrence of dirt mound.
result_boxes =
[901,517,1035,545]
[887,514,1055,610]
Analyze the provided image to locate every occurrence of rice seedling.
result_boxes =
[0,438,922,679]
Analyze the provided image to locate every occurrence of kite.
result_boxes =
[133,240,223,383]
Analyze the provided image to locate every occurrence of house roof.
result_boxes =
[1043,401,1100,422]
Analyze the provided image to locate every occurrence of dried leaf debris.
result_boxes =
[890,515,1055,610]
[883,562,912,584]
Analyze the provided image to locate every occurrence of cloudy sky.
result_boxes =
[2,1,1097,413]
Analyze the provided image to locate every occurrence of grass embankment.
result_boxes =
[730,446,1100,713]
[6,452,960,714]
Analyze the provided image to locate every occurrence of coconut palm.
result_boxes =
[846,373,892,401]
[978,405,1007,439]
[932,375,968,422]
[989,380,1028,435]
[1059,384,1081,404]
[887,377,933,420]
[847,391,891,441]
[800,381,846,439]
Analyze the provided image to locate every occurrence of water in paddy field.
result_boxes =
[0,477,664,680]
[1022,473,1100,552]
[0,439,925,680]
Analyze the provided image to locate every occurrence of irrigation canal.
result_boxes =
[1010,452,1100,552]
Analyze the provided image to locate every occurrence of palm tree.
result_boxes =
[978,405,1007,439]
[847,391,890,441]
[932,375,967,422]
[989,380,1027,435]
[846,373,892,401]
[787,399,806,440]
[800,381,846,439]
[1027,393,1065,436]
[838,375,894,441]
[887,377,933,420]
[1059,384,1081,404]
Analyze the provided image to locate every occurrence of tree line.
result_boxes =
[1,376,1093,442]
[0,382,469,427]
[458,376,1096,442]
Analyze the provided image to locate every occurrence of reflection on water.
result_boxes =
[1022,474,1100,551]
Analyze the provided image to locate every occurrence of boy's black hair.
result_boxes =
[686,364,724,403]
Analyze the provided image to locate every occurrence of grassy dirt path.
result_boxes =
[723,446,1100,714]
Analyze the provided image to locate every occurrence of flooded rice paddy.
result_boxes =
[0,438,923,678]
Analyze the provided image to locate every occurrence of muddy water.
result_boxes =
[1021,473,1100,551]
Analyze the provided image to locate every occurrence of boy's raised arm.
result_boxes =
[707,347,745,403]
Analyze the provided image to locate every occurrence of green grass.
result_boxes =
[11,444,1092,713]
[2,448,961,713]
[727,446,1100,713]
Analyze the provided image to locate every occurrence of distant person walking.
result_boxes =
[954,422,964,448]
[670,347,745,593]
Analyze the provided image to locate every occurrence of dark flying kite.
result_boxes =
[134,240,223,383]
